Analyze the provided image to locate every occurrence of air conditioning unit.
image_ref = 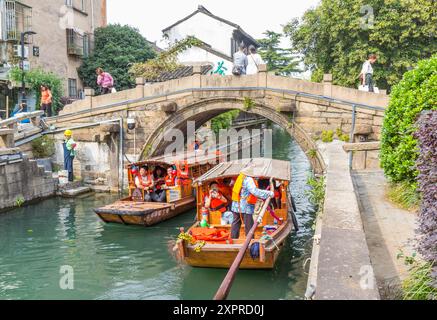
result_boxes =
[13,45,29,58]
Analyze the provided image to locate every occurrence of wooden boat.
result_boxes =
[94,151,221,227]
[175,158,296,269]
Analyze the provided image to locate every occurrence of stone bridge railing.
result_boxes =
[56,65,388,121]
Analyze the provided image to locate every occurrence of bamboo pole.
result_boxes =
[213,195,273,301]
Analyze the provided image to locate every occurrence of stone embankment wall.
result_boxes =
[0,153,57,211]
[308,141,380,300]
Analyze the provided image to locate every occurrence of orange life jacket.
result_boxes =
[209,192,227,213]
[176,161,190,185]
[165,175,175,187]
[190,228,231,243]
[232,174,258,205]
[138,173,153,188]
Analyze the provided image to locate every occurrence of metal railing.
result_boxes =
[4,0,32,41]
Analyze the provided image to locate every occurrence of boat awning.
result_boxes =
[129,151,220,169]
[193,158,291,185]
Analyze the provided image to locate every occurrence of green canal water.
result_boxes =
[0,126,317,300]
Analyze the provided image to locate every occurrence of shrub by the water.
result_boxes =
[321,130,334,143]
[414,111,437,288]
[31,136,55,159]
[381,55,437,185]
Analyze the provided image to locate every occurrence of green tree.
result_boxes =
[284,0,437,90]
[257,31,300,76]
[381,54,437,185]
[211,111,240,134]
[78,24,156,93]
[9,67,63,114]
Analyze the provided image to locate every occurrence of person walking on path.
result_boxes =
[63,130,77,182]
[360,54,377,93]
[246,45,265,75]
[96,68,114,95]
[230,165,274,239]
[232,43,248,76]
[40,85,52,117]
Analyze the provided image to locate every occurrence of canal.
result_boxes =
[0,125,317,300]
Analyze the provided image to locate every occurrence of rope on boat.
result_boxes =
[260,235,280,250]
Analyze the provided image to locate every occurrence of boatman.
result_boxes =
[231,165,274,239]
[63,130,77,182]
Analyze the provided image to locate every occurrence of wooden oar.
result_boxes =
[213,195,273,301]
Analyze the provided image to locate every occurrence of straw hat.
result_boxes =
[240,164,261,177]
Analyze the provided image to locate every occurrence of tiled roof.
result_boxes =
[149,64,213,83]
[162,5,259,47]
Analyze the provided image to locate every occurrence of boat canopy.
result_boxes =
[193,158,291,185]
[128,151,221,169]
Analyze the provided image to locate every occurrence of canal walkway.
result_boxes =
[353,171,417,299]
[312,141,380,300]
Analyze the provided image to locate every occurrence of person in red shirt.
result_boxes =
[205,182,228,214]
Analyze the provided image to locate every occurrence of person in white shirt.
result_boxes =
[360,54,377,92]
[246,45,265,75]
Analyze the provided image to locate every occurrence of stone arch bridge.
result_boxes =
[44,66,388,190]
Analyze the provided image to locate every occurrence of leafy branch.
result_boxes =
[129,36,203,81]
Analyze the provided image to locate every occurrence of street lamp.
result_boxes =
[20,31,37,102]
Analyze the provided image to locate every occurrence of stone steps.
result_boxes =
[61,186,92,198]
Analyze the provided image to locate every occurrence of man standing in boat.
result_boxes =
[231,166,274,239]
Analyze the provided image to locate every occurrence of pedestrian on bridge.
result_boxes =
[63,130,77,182]
[360,54,377,93]
[96,68,115,95]
[232,43,248,76]
[246,45,264,75]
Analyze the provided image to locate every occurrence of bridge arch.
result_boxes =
[140,98,326,174]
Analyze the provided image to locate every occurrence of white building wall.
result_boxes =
[165,12,235,57]
[177,47,233,75]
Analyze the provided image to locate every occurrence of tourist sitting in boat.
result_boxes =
[231,166,274,239]
[273,182,282,209]
[165,167,176,187]
[218,178,235,203]
[175,161,190,186]
[135,166,155,202]
[151,166,167,202]
[205,181,228,214]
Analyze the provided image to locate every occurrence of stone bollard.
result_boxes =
[323,74,333,97]
[193,65,202,88]
[193,65,202,75]
[136,77,145,98]
[258,64,268,87]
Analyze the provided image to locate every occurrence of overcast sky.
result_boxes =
[107,0,320,47]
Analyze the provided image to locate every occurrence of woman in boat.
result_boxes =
[175,161,190,186]
[231,166,274,239]
[152,166,167,202]
[165,167,176,187]
[135,166,155,202]
[204,181,228,214]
